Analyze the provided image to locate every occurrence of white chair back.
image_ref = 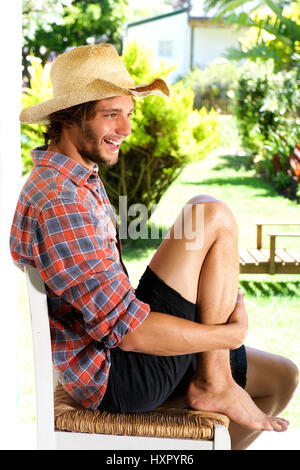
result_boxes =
[25,265,56,449]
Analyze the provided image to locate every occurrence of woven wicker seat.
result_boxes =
[54,384,229,441]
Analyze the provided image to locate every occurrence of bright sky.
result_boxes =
[128,0,167,8]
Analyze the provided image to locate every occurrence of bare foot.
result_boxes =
[186,378,289,432]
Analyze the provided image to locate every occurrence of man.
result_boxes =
[11,43,298,450]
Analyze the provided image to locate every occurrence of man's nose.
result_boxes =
[117,115,132,137]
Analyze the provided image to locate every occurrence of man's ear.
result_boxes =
[62,120,73,129]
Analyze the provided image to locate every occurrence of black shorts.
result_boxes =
[98,266,247,413]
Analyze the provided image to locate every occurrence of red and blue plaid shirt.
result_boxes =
[10,146,150,409]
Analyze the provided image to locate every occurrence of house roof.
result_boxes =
[126,6,225,29]
[127,8,189,28]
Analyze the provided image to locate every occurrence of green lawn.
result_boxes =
[17,115,300,428]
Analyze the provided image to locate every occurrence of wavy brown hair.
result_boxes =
[43,100,98,145]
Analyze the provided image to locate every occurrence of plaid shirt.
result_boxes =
[10,146,150,409]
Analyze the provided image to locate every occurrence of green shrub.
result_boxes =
[233,59,300,199]
[179,60,239,114]
[100,42,221,219]
[21,59,51,174]
[233,60,274,158]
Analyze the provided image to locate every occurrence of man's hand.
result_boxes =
[227,290,248,349]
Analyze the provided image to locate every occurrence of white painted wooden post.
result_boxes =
[213,424,231,450]
[0,0,22,450]
[25,266,56,450]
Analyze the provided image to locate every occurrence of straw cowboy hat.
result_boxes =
[20,43,170,124]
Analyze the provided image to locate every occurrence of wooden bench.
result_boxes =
[239,222,300,274]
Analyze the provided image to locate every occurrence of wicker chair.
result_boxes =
[25,265,231,450]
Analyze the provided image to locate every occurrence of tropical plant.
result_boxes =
[204,1,300,199]
[233,59,300,198]
[204,0,300,74]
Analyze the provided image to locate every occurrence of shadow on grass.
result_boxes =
[213,154,253,172]
[182,176,277,197]
[181,154,278,198]
[239,279,300,297]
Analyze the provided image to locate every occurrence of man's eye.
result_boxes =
[105,113,117,118]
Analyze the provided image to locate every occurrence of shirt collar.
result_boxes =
[31,145,99,187]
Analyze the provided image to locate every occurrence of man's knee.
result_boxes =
[186,194,238,236]
[277,357,299,396]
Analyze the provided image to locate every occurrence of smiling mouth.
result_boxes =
[103,138,122,152]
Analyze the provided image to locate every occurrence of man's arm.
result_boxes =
[119,291,247,355]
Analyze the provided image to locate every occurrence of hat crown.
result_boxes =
[20,43,169,124]
[50,43,135,97]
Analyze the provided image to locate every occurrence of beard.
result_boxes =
[77,122,118,167]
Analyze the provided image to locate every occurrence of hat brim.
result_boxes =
[20,78,170,124]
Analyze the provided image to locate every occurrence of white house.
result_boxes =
[123,6,247,82]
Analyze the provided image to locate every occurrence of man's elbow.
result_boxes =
[118,315,151,353]
[118,330,138,352]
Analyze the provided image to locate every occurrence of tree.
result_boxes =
[203,0,300,73]
[23,0,128,81]
[23,0,72,42]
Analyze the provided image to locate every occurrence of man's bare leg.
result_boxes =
[149,195,294,435]
[229,346,298,449]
